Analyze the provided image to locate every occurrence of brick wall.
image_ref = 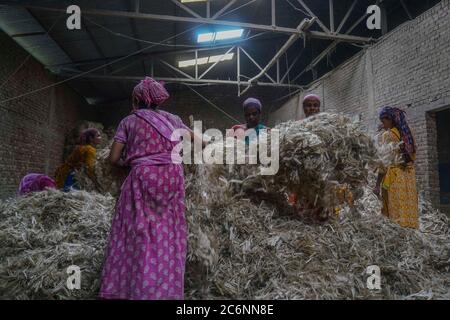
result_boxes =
[0,31,95,199]
[269,0,450,209]
[97,86,283,133]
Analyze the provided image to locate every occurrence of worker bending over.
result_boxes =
[55,128,102,191]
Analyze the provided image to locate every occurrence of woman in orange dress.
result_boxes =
[374,106,419,229]
[55,128,102,191]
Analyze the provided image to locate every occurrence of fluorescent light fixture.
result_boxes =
[181,0,207,3]
[197,32,215,43]
[215,29,244,41]
[197,29,244,43]
[178,57,208,68]
[208,53,234,63]
[178,53,235,68]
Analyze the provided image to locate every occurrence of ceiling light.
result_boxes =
[197,29,244,43]
[208,53,234,63]
[215,29,244,41]
[178,57,208,68]
[197,32,215,43]
[178,53,235,68]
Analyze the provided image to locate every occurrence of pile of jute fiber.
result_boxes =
[0,113,448,299]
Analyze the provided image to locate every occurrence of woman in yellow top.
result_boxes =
[55,128,102,191]
[374,106,419,229]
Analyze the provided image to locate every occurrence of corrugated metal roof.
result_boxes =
[0,5,71,66]
[0,0,442,105]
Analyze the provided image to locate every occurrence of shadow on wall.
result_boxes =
[436,107,450,214]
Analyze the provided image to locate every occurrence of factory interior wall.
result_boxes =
[0,31,95,199]
[269,0,450,210]
[96,86,281,133]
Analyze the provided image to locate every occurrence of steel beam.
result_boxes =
[237,46,241,96]
[206,0,211,18]
[170,0,202,18]
[212,0,239,19]
[195,50,199,79]
[336,0,357,33]
[296,0,330,33]
[400,0,413,20]
[158,59,194,80]
[198,46,236,79]
[306,31,373,43]
[292,0,380,83]
[4,3,373,43]
[240,47,276,83]
[329,0,334,33]
[280,47,304,83]
[241,18,313,94]
[59,73,304,89]
[276,55,280,83]
[47,37,287,70]
[381,2,388,35]
[272,0,276,26]
[129,0,147,75]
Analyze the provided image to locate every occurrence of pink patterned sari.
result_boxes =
[99,109,190,300]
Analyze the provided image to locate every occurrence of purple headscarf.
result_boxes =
[243,98,262,111]
[80,128,100,145]
[19,173,56,195]
[379,106,416,161]
[132,76,170,109]
[303,94,321,105]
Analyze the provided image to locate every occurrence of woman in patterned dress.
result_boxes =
[374,106,419,229]
[99,77,194,300]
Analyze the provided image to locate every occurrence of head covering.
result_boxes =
[379,106,416,161]
[132,76,170,109]
[303,94,321,105]
[19,174,56,195]
[79,128,100,145]
[243,98,262,111]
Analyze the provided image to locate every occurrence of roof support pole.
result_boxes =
[240,18,314,95]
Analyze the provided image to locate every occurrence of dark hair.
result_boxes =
[79,128,100,145]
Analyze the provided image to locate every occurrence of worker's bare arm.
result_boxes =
[109,141,126,166]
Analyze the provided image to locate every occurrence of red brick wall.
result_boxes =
[0,31,95,199]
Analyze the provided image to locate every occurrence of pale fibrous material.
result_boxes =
[74,145,127,198]
[1,113,448,299]
[0,189,114,299]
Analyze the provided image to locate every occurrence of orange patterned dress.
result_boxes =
[54,144,96,189]
[380,128,419,229]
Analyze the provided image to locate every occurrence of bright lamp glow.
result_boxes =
[197,32,215,43]
[181,0,207,3]
[178,53,235,68]
[215,29,244,41]
[208,53,234,63]
[178,57,208,68]
[197,29,244,43]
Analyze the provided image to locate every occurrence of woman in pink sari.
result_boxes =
[99,77,192,300]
